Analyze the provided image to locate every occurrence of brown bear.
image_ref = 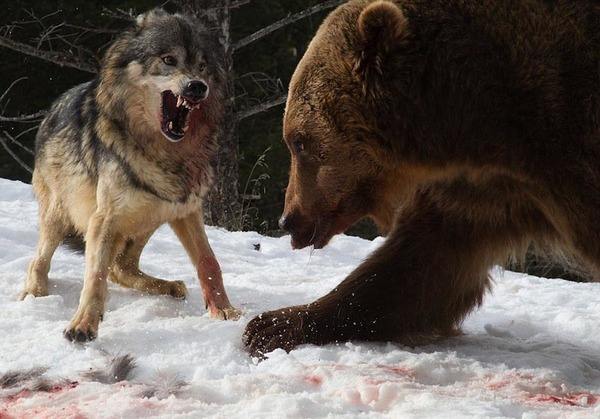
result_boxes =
[243,0,600,357]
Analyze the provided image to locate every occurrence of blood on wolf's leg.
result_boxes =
[169,211,241,320]
[197,255,238,319]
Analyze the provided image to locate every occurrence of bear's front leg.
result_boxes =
[244,191,498,357]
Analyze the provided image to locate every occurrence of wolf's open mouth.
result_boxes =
[160,90,202,142]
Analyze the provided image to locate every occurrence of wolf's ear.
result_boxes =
[354,1,408,90]
[135,8,169,29]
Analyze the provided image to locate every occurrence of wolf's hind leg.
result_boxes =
[21,179,68,299]
[20,219,65,299]
[109,231,187,299]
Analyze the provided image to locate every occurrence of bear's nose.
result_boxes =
[182,80,208,103]
[278,215,291,231]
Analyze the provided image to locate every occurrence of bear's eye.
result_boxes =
[162,55,177,66]
[293,139,304,154]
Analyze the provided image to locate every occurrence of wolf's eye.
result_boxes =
[198,63,206,72]
[162,55,177,66]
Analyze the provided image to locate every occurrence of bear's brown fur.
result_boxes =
[243,0,600,357]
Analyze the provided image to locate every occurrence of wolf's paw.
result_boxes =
[64,308,102,343]
[209,305,242,321]
[169,280,187,299]
[19,287,48,300]
[243,306,309,358]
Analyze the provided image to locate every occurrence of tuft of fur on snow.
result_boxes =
[139,370,187,399]
[29,378,77,392]
[83,354,136,384]
[0,367,47,389]
[29,378,58,392]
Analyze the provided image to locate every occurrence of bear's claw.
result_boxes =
[243,306,308,358]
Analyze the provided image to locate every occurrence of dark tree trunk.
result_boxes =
[178,0,242,229]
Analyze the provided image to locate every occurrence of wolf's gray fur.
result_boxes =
[21,8,241,343]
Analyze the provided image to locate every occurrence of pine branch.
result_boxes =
[233,0,343,52]
[236,94,287,121]
[0,35,97,73]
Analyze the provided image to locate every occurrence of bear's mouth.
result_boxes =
[290,217,352,250]
[160,90,202,142]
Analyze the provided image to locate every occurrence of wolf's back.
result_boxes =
[33,79,107,183]
[35,80,98,159]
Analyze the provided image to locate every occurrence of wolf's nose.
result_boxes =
[183,81,208,103]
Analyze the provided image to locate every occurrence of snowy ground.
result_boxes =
[1,178,600,418]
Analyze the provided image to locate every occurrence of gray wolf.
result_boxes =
[22,9,240,342]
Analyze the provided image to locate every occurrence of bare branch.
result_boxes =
[63,23,122,35]
[0,134,33,174]
[3,130,34,155]
[230,0,250,8]
[0,77,28,104]
[235,71,284,107]
[236,94,287,121]
[10,125,39,143]
[240,193,261,200]
[0,110,47,123]
[233,0,343,51]
[19,9,62,27]
[101,7,136,22]
[36,22,65,49]
[0,35,97,73]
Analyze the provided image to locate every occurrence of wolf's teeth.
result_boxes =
[168,121,173,130]
[177,96,183,107]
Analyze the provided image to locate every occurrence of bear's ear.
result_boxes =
[355,1,408,90]
[135,8,169,30]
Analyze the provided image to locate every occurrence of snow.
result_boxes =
[1,177,600,418]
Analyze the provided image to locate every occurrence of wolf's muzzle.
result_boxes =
[182,80,208,104]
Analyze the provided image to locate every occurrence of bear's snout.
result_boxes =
[278,210,305,236]
[279,210,320,249]
[278,214,291,231]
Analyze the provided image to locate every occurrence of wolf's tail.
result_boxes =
[62,232,85,254]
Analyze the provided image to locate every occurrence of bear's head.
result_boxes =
[280,0,410,249]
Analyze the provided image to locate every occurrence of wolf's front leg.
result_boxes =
[64,211,122,342]
[170,211,240,320]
